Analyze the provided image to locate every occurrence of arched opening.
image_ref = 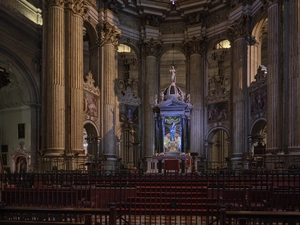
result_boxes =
[207,129,229,170]
[249,120,267,169]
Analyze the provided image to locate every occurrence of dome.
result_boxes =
[163,83,185,101]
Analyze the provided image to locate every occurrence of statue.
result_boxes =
[160,91,164,102]
[170,65,176,84]
[186,94,191,103]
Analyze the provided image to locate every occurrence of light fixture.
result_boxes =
[170,0,176,5]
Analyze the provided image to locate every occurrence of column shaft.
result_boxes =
[44,5,65,155]
[267,2,281,152]
[65,9,84,154]
[231,37,247,157]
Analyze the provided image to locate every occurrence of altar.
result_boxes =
[147,66,194,173]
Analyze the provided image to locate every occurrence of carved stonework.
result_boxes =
[97,21,121,48]
[83,71,100,96]
[249,65,267,118]
[227,15,252,41]
[142,38,163,57]
[83,72,100,121]
[117,78,141,106]
[65,0,86,16]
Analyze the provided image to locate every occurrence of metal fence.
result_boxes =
[1,170,300,224]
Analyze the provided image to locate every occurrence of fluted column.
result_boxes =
[183,38,205,154]
[65,0,85,157]
[287,0,300,152]
[143,39,162,158]
[97,20,121,160]
[43,0,65,156]
[267,1,281,153]
[228,16,248,159]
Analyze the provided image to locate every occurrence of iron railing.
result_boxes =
[1,170,300,224]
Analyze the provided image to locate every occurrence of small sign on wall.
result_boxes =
[18,123,25,139]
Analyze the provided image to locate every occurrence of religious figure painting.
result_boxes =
[84,92,98,117]
[119,103,138,123]
[207,101,228,123]
[164,116,181,152]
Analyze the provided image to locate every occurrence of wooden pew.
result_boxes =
[0,205,116,225]
[220,209,300,225]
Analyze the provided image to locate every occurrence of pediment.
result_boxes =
[156,98,193,111]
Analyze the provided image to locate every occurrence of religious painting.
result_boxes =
[207,101,228,123]
[18,123,25,139]
[84,91,98,117]
[250,87,267,116]
[164,116,181,152]
[119,103,138,123]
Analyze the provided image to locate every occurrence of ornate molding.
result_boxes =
[97,21,121,48]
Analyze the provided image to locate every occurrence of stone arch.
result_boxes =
[116,124,141,169]
[205,127,230,169]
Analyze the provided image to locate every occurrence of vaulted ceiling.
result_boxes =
[118,0,230,21]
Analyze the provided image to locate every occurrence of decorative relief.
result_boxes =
[160,21,186,33]
[83,71,100,96]
[83,72,100,120]
[117,78,141,106]
[142,38,163,57]
[249,65,267,117]
[97,21,121,48]
[145,14,160,27]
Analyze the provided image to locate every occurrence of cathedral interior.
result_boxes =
[0,0,299,174]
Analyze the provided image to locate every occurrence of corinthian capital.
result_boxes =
[45,0,64,8]
[142,38,163,57]
[182,36,206,56]
[96,21,121,48]
[227,15,251,41]
[65,0,86,16]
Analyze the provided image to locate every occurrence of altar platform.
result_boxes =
[146,153,195,173]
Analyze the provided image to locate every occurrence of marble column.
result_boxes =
[42,0,65,156]
[142,39,162,158]
[286,0,300,152]
[97,20,121,164]
[183,38,205,154]
[228,17,248,159]
[267,1,281,154]
[65,0,85,157]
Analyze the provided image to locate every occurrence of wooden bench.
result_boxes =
[220,209,300,225]
[0,205,116,225]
